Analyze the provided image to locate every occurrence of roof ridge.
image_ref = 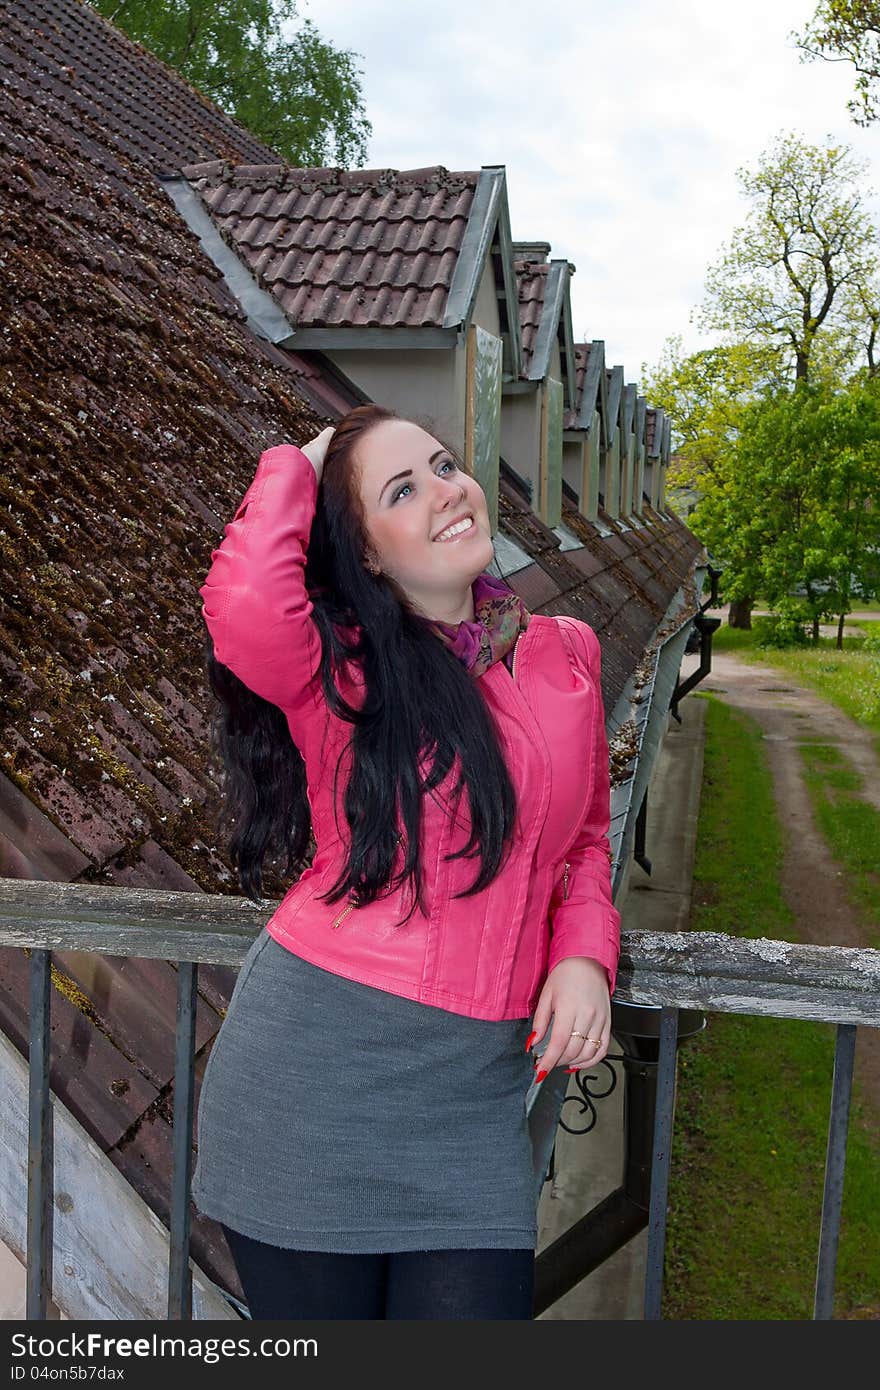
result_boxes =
[183,161,481,191]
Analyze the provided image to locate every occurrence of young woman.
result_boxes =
[192,404,620,1320]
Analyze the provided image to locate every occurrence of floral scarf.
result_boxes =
[423,571,531,677]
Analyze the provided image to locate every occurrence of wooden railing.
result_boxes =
[1,877,878,1321]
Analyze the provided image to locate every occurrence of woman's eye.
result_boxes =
[392,459,457,503]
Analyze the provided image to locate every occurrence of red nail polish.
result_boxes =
[524,1030,537,1053]
[535,1069,548,1083]
[565,1066,579,1073]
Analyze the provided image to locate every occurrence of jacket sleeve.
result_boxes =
[199,444,323,722]
[546,618,621,995]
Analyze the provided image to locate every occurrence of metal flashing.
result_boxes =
[161,177,294,347]
[444,166,503,329]
[529,259,568,383]
[606,365,624,445]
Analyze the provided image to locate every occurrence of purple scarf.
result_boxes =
[423,572,531,677]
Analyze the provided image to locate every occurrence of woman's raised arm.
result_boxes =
[199,437,330,721]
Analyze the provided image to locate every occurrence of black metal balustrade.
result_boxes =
[1,878,877,1322]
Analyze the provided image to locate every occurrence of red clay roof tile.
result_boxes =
[514,259,550,377]
[182,161,481,330]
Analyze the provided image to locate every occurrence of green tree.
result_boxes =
[88,0,371,166]
[642,336,778,490]
[642,337,780,627]
[697,133,880,384]
[690,381,880,645]
[795,2,880,126]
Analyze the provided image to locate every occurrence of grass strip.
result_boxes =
[798,743,880,951]
[663,694,880,1320]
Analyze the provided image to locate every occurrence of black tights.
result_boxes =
[221,1223,535,1320]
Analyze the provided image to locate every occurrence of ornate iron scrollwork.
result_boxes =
[558,1053,622,1134]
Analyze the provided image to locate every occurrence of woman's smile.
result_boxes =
[434,514,476,542]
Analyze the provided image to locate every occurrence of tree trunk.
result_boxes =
[812,615,820,643]
[727,598,753,629]
[837,612,846,650]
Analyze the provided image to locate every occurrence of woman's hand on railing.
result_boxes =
[300,426,335,482]
[526,955,612,1083]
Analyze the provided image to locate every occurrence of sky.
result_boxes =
[296,0,880,390]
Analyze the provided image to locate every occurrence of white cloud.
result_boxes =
[299,0,880,387]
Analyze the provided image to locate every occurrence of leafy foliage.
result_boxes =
[752,614,811,648]
[689,379,880,629]
[642,336,779,492]
[795,1,880,126]
[88,0,371,165]
[697,133,880,383]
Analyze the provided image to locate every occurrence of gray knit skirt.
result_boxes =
[191,927,539,1253]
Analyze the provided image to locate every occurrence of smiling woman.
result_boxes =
[355,417,495,624]
[193,403,619,1321]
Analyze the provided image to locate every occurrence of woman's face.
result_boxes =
[355,419,494,619]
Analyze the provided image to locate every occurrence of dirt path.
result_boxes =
[690,650,880,1130]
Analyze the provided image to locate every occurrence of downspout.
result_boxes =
[670,564,722,721]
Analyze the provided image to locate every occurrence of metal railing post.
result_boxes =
[26,949,54,1320]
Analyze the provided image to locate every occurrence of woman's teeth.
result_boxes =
[435,516,474,542]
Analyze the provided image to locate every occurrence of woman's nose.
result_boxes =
[435,474,465,506]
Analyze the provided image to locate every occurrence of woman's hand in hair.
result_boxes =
[527,956,612,1082]
[300,426,335,481]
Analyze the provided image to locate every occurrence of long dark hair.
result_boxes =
[204,404,519,923]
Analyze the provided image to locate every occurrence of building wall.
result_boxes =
[471,257,502,339]
[562,438,586,505]
[325,347,467,454]
[500,389,541,502]
[325,259,502,481]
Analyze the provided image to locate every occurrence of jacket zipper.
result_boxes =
[511,632,522,682]
[331,898,357,929]
[562,860,570,901]
[332,837,401,929]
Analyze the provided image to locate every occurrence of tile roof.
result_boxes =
[181,160,481,330]
[5,0,278,174]
[514,259,550,378]
[564,341,596,429]
[646,406,666,456]
[498,481,703,714]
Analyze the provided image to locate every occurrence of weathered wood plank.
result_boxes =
[0,878,267,965]
[1,879,878,1026]
[617,930,880,1027]
[0,1031,235,1320]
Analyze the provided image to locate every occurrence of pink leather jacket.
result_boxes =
[200,444,621,1021]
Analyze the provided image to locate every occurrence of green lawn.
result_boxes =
[711,623,880,754]
[798,743,880,951]
[663,694,880,1320]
